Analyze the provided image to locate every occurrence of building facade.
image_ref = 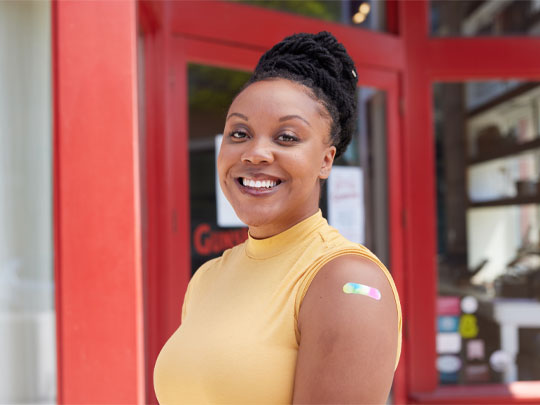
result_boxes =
[2,0,540,404]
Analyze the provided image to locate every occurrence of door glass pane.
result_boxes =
[431,0,540,37]
[188,64,390,273]
[0,1,56,403]
[434,80,540,384]
[323,87,389,263]
[230,0,388,32]
[189,64,251,275]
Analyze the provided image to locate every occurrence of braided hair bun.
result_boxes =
[246,31,358,159]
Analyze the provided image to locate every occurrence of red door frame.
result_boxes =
[139,1,407,404]
[53,0,146,403]
[401,1,540,404]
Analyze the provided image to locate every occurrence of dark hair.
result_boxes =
[243,31,358,159]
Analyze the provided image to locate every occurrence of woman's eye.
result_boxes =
[229,131,247,140]
[277,133,298,143]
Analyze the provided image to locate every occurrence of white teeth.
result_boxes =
[241,178,278,189]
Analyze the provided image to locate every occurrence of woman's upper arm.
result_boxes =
[293,254,399,404]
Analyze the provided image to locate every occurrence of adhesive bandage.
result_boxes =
[342,282,381,300]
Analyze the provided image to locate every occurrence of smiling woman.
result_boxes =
[218,79,335,238]
[154,31,402,404]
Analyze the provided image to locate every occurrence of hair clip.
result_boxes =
[351,69,357,78]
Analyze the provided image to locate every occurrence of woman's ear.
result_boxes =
[319,146,336,179]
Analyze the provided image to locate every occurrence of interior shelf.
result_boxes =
[467,82,539,118]
[468,137,540,165]
[469,194,540,208]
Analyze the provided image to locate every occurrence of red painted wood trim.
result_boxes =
[386,0,400,35]
[184,37,260,73]
[141,6,192,402]
[169,36,192,339]
[428,38,540,79]
[183,36,399,91]
[138,0,163,34]
[141,25,170,405]
[141,8,190,403]
[168,0,405,73]
[52,1,145,403]
[386,74,407,405]
[401,0,438,394]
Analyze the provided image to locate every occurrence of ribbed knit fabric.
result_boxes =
[154,210,402,404]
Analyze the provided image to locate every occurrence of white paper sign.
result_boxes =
[436,332,462,354]
[327,166,364,244]
[215,134,246,227]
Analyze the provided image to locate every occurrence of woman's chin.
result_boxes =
[234,207,280,230]
[237,213,272,229]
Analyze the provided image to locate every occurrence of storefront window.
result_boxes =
[431,0,540,37]
[231,0,387,32]
[0,1,56,403]
[188,64,390,273]
[434,80,540,384]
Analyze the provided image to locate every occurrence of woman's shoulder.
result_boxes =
[293,254,401,402]
[298,251,398,324]
[295,226,402,370]
[299,254,399,327]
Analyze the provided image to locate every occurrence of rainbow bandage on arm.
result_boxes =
[342,282,381,300]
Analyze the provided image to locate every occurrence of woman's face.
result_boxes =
[217,78,336,238]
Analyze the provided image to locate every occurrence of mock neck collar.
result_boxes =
[244,210,326,259]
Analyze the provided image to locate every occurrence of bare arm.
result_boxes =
[293,255,399,404]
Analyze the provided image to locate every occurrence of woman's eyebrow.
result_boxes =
[279,114,311,127]
[226,112,248,121]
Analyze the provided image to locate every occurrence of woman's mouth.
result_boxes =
[236,177,282,194]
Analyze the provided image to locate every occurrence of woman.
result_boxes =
[154,31,402,404]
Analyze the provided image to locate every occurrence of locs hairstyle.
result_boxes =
[240,31,358,159]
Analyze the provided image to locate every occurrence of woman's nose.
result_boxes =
[241,138,274,164]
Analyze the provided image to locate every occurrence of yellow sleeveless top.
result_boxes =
[154,211,402,404]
